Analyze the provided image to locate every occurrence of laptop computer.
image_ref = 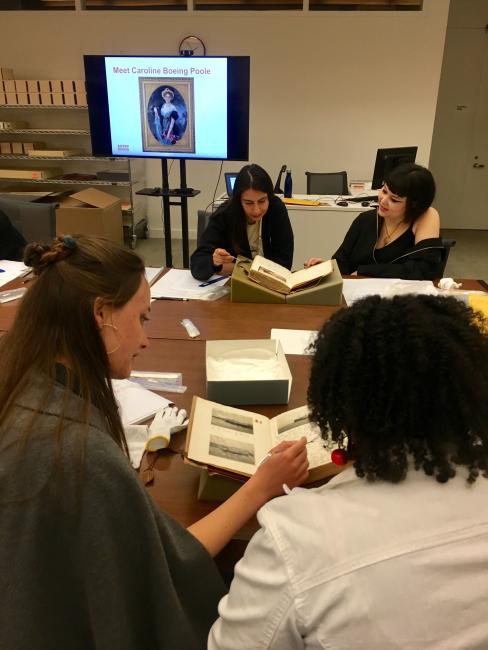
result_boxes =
[224,172,238,197]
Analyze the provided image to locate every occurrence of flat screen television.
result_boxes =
[83,55,250,161]
[371,146,418,189]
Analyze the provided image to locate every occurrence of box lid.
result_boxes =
[69,188,120,209]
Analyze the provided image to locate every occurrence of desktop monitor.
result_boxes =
[224,172,238,196]
[371,146,418,190]
[84,55,250,161]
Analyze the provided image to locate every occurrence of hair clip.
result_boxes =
[62,235,76,250]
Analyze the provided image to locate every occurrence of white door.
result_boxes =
[429,2,488,229]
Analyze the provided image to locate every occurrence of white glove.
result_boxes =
[146,406,188,452]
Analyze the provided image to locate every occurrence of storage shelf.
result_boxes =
[0,177,131,186]
[0,154,128,161]
[0,128,89,135]
[0,104,86,110]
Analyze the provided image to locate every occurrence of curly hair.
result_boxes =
[308,295,488,484]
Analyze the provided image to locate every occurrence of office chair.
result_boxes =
[196,209,212,246]
[439,237,456,277]
[305,171,349,196]
[0,196,57,245]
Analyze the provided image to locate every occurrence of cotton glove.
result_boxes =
[146,405,189,452]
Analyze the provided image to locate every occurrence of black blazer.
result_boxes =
[190,196,294,281]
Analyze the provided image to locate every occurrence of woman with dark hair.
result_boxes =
[190,164,294,281]
[306,163,444,279]
[209,295,488,649]
[153,87,180,145]
[0,235,308,650]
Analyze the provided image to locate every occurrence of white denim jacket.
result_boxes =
[209,466,488,649]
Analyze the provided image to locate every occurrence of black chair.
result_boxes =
[305,171,349,195]
[439,237,456,276]
[196,209,212,246]
[0,196,57,244]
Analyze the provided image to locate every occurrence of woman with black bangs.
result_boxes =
[306,163,444,279]
[209,294,488,649]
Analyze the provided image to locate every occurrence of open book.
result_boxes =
[185,396,337,484]
[249,255,333,294]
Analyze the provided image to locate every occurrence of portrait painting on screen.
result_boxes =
[139,77,195,154]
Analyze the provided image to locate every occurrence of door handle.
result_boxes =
[473,162,485,168]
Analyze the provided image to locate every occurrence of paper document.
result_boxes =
[112,379,171,426]
[271,328,318,355]
[0,260,29,289]
[145,267,163,285]
[342,278,438,306]
[150,268,228,300]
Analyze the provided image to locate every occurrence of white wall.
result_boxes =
[0,1,450,237]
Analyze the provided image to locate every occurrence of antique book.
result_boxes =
[185,396,336,484]
[249,255,333,294]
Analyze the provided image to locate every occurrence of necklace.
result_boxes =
[381,219,404,245]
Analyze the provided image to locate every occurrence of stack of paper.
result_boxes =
[342,278,438,306]
[150,268,228,300]
[0,260,29,290]
[112,379,170,426]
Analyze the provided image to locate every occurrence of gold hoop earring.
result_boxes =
[101,322,120,355]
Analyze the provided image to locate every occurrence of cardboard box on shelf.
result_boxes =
[0,142,12,154]
[64,92,76,106]
[51,80,62,93]
[40,93,52,106]
[26,80,39,92]
[22,142,46,153]
[14,80,27,93]
[4,80,16,93]
[17,93,29,105]
[52,93,64,106]
[74,80,85,93]
[5,93,17,105]
[75,92,87,106]
[61,80,74,92]
[0,92,6,105]
[0,168,61,180]
[11,142,23,154]
[0,69,14,80]
[39,80,51,92]
[55,188,123,243]
[28,93,41,105]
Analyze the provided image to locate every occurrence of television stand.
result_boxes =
[137,158,200,268]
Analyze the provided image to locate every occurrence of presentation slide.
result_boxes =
[104,56,228,159]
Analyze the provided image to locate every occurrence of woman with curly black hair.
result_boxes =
[209,295,488,649]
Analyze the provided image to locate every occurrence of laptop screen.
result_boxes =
[224,173,238,196]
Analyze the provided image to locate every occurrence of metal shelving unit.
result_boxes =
[0,104,147,248]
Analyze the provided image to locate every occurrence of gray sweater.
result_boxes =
[0,372,225,649]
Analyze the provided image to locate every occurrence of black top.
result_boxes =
[0,209,26,261]
[333,209,445,280]
[190,196,294,281]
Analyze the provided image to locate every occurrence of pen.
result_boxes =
[199,276,227,288]
[156,297,188,301]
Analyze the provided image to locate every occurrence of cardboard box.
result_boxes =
[206,339,292,406]
[74,80,85,93]
[14,80,27,93]
[0,142,12,154]
[51,80,62,93]
[22,142,46,153]
[39,80,51,92]
[55,188,123,243]
[52,93,64,106]
[5,93,17,105]
[40,92,52,105]
[75,91,87,106]
[64,92,76,106]
[0,92,6,105]
[11,142,23,154]
[28,93,41,105]
[0,168,61,180]
[0,69,14,80]
[17,92,28,105]
[4,80,16,93]
[26,80,39,92]
[61,80,74,92]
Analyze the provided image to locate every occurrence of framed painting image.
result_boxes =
[139,77,195,154]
